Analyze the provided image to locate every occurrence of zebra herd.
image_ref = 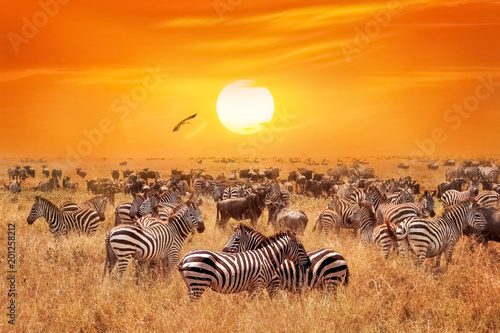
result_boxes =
[21,159,500,301]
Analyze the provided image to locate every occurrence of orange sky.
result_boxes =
[1,0,500,161]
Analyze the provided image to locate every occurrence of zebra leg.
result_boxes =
[434,253,442,268]
[415,250,426,267]
[135,261,147,282]
[383,243,390,259]
[178,272,208,301]
[444,245,456,267]
[116,254,133,279]
[353,228,358,237]
[267,277,281,299]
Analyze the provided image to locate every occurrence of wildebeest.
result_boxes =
[268,202,308,235]
[264,168,280,180]
[52,169,62,180]
[76,168,87,178]
[36,177,59,192]
[5,180,21,194]
[216,193,266,228]
[62,176,78,190]
[42,167,50,178]
[17,168,27,181]
[25,166,35,178]
[437,180,464,198]
[111,170,120,182]
[8,166,21,180]
[427,162,439,170]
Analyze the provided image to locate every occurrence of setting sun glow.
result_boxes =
[216,80,275,135]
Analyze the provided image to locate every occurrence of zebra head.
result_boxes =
[351,202,377,228]
[222,224,265,253]
[129,193,146,218]
[185,199,205,233]
[280,231,311,271]
[469,178,480,196]
[420,190,436,217]
[138,192,160,218]
[27,196,44,224]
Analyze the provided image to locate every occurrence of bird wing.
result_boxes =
[173,114,197,132]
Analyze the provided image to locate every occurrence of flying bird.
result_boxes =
[173,113,197,132]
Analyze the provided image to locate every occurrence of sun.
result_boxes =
[216,80,275,135]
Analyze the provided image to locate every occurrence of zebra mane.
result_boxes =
[367,185,387,200]
[442,198,476,217]
[237,223,266,239]
[35,196,61,211]
[263,230,296,246]
[358,201,377,224]
[167,201,188,221]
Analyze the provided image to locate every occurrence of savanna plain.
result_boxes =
[1,157,499,333]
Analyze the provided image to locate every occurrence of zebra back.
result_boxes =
[222,224,349,292]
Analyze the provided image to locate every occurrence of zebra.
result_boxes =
[325,195,360,234]
[378,191,436,225]
[27,196,101,238]
[103,199,205,279]
[351,162,374,179]
[387,188,414,204]
[114,193,147,226]
[266,183,290,206]
[348,201,400,258]
[337,183,356,200]
[265,191,289,207]
[475,191,500,208]
[348,202,378,244]
[397,199,486,267]
[349,188,365,204]
[441,179,479,207]
[364,185,389,214]
[222,186,252,200]
[177,230,311,300]
[464,166,481,180]
[480,166,499,183]
[59,195,108,221]
[136,190,183,218]
[222,224,349,293]
[445,166,465,181]
[313,208,361,237]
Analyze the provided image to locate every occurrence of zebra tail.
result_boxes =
[396,222,409,242]
[344,267,350,286]
[384,218,397,242]
[103,234,115,279]
[312,212,322,232]
[216,202,220,222]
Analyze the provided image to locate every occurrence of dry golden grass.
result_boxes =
[1,157,500,332]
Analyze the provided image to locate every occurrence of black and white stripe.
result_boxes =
[476,191,500,208]
[59,195,108,221]
[222,224,349,293]
[397,199,486,267]
[103,200,205,279]
[222,186,252,200]
[114,193,148,226]
[480,166,499,183]
[445,166,465,181]
[27,196,101,237]
[177,230,311,300]
[441,179,479,207]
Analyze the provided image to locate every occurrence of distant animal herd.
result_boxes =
[5,157,500,299]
